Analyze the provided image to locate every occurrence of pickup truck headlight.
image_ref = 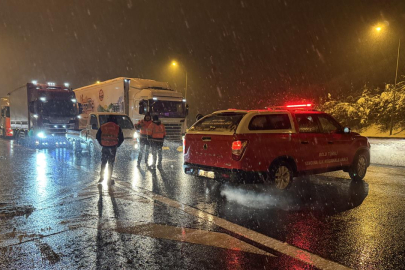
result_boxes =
[134,132,139,139]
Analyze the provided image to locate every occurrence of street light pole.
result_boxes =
[171,61,188,100]
[185,71,188,100]
[389,38,401,135]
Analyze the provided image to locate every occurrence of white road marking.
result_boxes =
[117,182,351,270]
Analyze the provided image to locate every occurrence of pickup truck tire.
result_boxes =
[88,142,99,158]
[16,131,26,146]
[73,140,82,155]
[88,142,95,157]
[267,160,293,190]
[349,152,368,181]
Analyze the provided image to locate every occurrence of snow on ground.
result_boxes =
[356,125,405,167]
[368,138,405,167]
[360,125,405,138]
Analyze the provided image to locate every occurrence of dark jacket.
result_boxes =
[96,123,124,147]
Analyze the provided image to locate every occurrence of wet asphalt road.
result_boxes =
[1,139,405,269]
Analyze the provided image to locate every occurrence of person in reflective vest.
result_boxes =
[147,115,166,169]
[96,115,124,184]
[135,112,152,166]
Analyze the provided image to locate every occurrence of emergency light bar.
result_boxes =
[286,103,312,108]
[267,103,314,111]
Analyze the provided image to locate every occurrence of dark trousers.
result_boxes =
[151,140,164,166]
[100,146,117,180]
[137,137,150,164]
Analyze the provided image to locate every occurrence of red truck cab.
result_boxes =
[0,98,13,138]
[183,105,370,189]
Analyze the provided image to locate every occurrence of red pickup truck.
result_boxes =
[183,105,370,189]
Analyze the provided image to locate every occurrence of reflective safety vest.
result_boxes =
[100,122,120,146]
[137,120,152,137]
[147,123,166,141]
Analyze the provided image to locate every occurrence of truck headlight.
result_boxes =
[37,132,46,138]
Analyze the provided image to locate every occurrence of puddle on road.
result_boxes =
[0,204,35,219]
[113,223,273,257]
[38,242,61,264]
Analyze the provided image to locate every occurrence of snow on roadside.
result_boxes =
[360,125,405,138]
[369,138,405,167]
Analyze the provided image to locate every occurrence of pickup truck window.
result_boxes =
[296,114,320,133]
[318,115,342,133]
[248,114,291,130]
[190,113,246,132]
[99,115,134,130]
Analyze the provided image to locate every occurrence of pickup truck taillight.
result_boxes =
[232,140,248,161]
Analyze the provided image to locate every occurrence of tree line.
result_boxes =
[319,78,405,133]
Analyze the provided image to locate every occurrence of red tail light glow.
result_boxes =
[232,140,243,151]
[232,140,248,161]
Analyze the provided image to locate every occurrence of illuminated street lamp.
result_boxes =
[171,61,188,100]
[374,25,401,135]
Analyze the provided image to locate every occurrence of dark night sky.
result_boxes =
[1,0,405,116]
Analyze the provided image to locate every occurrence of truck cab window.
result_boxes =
[296,114,320,133]
[149,100,186,118]
[318,115,342,133]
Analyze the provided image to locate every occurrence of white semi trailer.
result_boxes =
[74,77,188,142]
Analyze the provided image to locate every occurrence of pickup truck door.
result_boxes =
[317,114,351,167]
[295,114,327,171]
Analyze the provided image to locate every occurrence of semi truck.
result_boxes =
[0,97,13,138]
[66,112,137,157]
[7,82,78,147]
[74,77,188,143]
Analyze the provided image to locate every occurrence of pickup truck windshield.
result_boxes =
[190,112,246,132]
[149,100,186,118]
[99,115,134,130]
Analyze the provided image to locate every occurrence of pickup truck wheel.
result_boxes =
[349,152,368,181]
[89,142,95,157]
[267,161,293,190]
[73,140,82,155]
[17,131,26,146]
[89,142,99,158]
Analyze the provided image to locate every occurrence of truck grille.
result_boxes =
[43,123,75,135]
[165,123,182,141]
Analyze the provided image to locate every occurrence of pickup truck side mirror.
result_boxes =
[343,127,351,134]
[91,124,98,130]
